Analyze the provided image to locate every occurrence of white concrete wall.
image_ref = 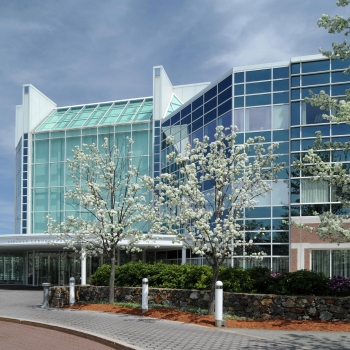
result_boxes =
[153,66,173,121]
[172,82,210,105]
[15,85,56,145]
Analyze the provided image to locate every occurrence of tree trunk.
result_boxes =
[109,247,116,304]
[208,264,219,315]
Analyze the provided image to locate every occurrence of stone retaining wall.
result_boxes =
[49,285,350,321]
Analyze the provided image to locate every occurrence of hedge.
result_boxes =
[89,262,347,296]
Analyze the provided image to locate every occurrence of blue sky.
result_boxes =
[0,0,344,234]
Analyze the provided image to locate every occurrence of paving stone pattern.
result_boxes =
[0,288,349,350]
[0,320,112,350]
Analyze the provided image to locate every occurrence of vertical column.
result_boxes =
[182,247,186,265]
[142,250,146,263]
[80,249,86,285]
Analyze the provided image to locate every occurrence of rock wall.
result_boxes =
[49,285,350,321]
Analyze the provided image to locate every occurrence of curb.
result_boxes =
[0,316,144,350]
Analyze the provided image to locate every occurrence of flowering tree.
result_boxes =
[47,138,151,303]
[293,0,350,242]
[144,126,283,314]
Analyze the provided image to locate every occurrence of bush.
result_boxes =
[329,275,350,296]
[89,263,338,297]
[218,267,253,293]
[89,264,111,285]
[283,270,329,296]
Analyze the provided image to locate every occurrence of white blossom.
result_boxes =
[144,125,283,314]
[46,138,153,303]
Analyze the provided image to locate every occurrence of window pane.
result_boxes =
[50,163,64,187]
[33,188,48,211]
[33,212,48,233]
[301,102,329,125]
[273,245,289,256]
[272,181,289,205]
[204,86,217,102]
[234,72,244,84]
[192,96,203,110]
[218,86,232,104]
[34,164,49,187]
[312,250,330,277]
[132,131,149,156]
[246,69,271,82]
[302,85,330,98]
[291,76,300,87]
[50,188,64,212]
[234,109,244,132]
[246,81,271,94]
[234,97,244,108]
[331,71,350,83]
[218,75,232,93]
[302,60,330,73]
[332,250,350,278]
[246,94,271,107]
[274,92,289,104]
[291,89,300,100]
[66,137,81,159]
[50,138,65,162]
[301,179,329,203]
[273,67,289,79]
[245,106,271,131]
[332,58,350,70]
[204,97,217,113]
[234,84,244,95]
[218,99,232,116]
[273,79,289,91]
[273,105,289,129]
[302,73,330,86]
[34,140,49,163]
[332,83,350,96]
[291,63,300,75]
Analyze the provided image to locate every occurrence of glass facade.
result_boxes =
[161,58,350,272]
[11,56,350,284]
[31,127,152,234]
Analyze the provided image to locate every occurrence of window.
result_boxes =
[273,105,289,129]
[301,179,329,203]
[246,69,271,82]
[245,106,271,132]
[302,60,330,73]
[312,250,350,278]
[301,102,328,125]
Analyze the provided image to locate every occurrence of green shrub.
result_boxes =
[181,264,212,290]
[246,266,274,294]
[89,264,111,285]
[283,270,329,296]
[218,267,253,293]
[89,263,331,296]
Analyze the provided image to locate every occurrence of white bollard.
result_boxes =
[215,281,224,327]
[41,283,51,309]
[69,277,75,306]
[142,278,148,313]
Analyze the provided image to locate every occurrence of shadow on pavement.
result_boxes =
[279,333,350,350]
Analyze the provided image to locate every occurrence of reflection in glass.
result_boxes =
[245,106,271,131]
[273,105,289,129]
[301,102,329,125]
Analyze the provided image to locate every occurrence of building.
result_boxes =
[1,54,350,285]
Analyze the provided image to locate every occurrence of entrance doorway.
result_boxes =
[32,251,82,286]
[0,253,24,284]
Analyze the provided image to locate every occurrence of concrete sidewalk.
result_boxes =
[0,288,348,350]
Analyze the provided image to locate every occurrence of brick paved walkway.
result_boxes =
[0,320,113,350]
[0,288,349,350]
